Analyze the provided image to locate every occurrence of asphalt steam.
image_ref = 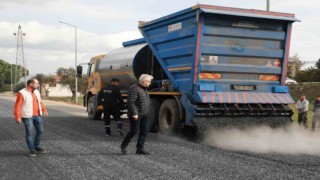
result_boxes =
[204,124,320,155]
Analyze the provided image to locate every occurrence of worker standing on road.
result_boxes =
[296,95,309,128]
[120,74,153,155]
[14,78,48,157]
[97,78,125,137]
[312,95,320,131]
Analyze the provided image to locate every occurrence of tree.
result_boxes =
[0,59,29,92]
[13,82,26,93]
[34,74,56,97]
[287,54,303,78]
[295,67,320,82]
[0,60,14,92]
[295,58,320,83]
[315,58,320,70]
[56,67,77,101]
[78,77,87,96]
[56,67,87,100]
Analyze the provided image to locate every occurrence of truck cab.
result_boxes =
[78,54,106,120]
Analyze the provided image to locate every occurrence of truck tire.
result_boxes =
[148,98,161,132]
[159,99,180,135]
[87,96,102,120]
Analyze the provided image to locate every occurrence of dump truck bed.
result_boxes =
[138,4,298,127]
[138,4,298,105]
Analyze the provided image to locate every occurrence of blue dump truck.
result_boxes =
[77,4,299,135]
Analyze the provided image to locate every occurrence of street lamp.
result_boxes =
[267,0,270,11]
[59,21,78,103]
[11,64,13,93]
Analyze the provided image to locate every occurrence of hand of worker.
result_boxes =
[132,115,138,121]
[97,105,104,110]
[43,112,49,117]
[15,118,21,124]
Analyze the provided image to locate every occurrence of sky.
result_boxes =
[0,0,319,75]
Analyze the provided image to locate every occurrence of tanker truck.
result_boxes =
[77,4,299,135]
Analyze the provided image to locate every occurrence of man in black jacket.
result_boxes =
[121,74,153,155]
[97,78,125,136]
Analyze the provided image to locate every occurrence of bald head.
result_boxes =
[27,78,40,90]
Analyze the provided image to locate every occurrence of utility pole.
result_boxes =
[267,0,270,11]
[11,64,13,92]
[13,25,27,87]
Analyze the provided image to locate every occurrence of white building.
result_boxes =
[40,76,80,97]
[45,84,74,97]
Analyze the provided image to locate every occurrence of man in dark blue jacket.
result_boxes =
[120,74,153,155]
[97,78,125,136]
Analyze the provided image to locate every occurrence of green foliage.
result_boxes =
[316,58,320,70]
[289,82,320,128]
[56,67,76,91]
[0,60,12,84]
[56,67,87,100]
[289,83,320,103]
[78,77,87,95]
[295,58,320,82]
[13,82,26,93]
[0,83,11,92]
[295,67,320,82]
[33,73,57,97]
[0,59,29,92]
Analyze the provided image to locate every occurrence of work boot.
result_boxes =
[118,129,124,137]
[29,150,36,157]
[136,148,150,155]
[35,147,47,154]
[120,145,127,155]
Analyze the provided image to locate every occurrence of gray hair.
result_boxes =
[139,74,153,82]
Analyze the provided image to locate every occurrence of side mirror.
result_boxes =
[77,66,83,77]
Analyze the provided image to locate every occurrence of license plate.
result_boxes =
[233,85,256,91]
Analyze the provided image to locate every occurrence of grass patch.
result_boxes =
[288,83,320,129]
[289,103,314,128]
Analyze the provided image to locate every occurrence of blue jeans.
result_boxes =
[121,115,148,149]
[22,116,43,151]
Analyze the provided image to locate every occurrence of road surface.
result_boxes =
[1,94,320,180]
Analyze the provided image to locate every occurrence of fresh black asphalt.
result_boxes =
[1,94,320,180]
